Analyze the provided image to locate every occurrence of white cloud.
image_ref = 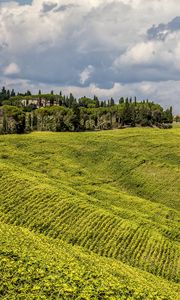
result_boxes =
[115,42,156,66]
[114,31,180,75]
[79,65,94,84]
[0,0,180,112]
[4,63,20,75]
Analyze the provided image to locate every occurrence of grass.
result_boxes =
[173,122,180,129]
[0,127,180,299]
[0,220,179,300]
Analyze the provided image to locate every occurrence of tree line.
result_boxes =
[0,86,173,134]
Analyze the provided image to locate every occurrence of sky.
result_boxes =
[0,0,180,113]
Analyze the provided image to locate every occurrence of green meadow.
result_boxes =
[0,127,179,299]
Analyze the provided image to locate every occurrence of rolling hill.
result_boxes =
[0,127,179,299]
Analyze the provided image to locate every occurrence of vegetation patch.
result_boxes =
[0,87,173,134]
[0,127,179,299]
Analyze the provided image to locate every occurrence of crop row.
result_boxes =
[0,164,179,282]
[1,220,179,300]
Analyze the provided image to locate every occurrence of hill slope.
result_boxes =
[0,127,179,299]
[0,220,179,300]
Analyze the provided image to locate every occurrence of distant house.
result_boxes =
[174,115,180,122]
[21,97,59,108]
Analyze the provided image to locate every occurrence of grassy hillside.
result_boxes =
[0,127,179,299]
[0,221,179,300]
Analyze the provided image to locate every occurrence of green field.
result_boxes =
[0,127,179,299]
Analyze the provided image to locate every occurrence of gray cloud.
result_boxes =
[0,0,180,113]
[147,16,180,40]
[42,2,57,13]
[55,4,78,12]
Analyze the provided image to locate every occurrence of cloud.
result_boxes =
[4,63,20,75]
[55,4,78,12]
[113,27,180,83]
[41,1,57,13]
[115,42,156,66]
[79,65,94,85]
[0,0,180,112]
[147,16,180,41]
